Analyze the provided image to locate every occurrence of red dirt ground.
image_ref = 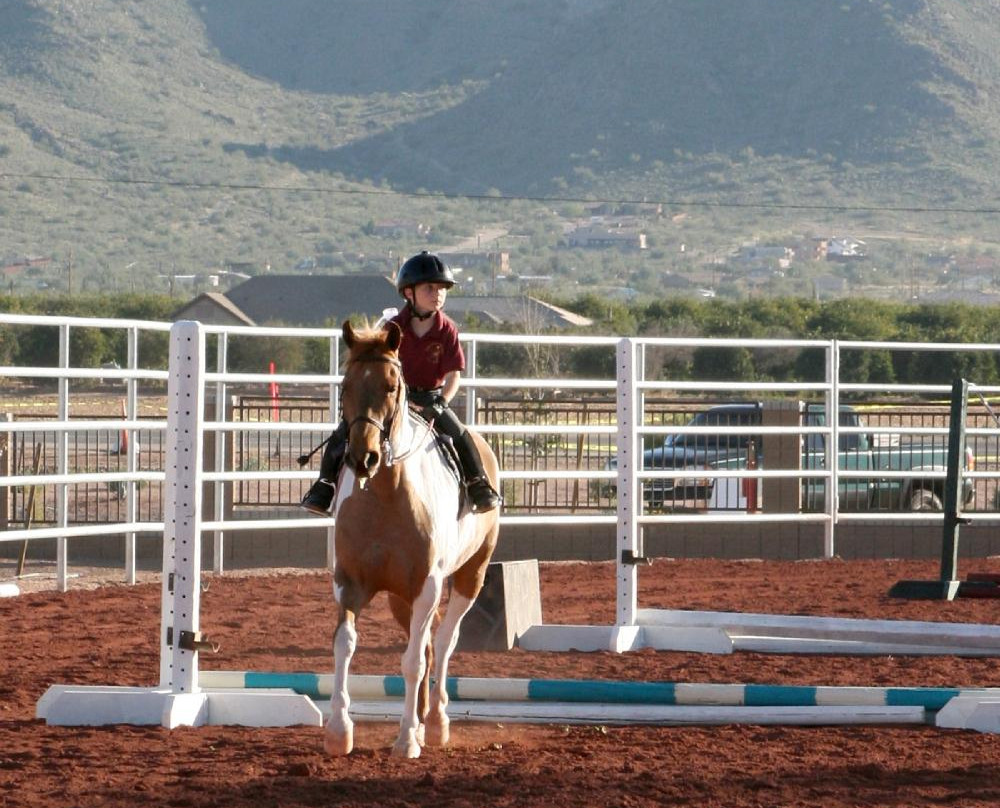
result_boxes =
[4,557,1000,807]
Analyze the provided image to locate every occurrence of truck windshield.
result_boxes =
[665,410,759,449]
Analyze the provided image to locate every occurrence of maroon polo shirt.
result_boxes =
[391,307,465,390]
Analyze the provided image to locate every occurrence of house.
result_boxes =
[564,224,647,250]
[2,255,52,276]
[227,274,401,326]
[372,220,430,239]
[825,237,867,261]
[734,244,794,265]
[437,251,510,277]
[171,274,399,327]
[446,296,592,330]
[171,292,256,327]
[172,274,592,330]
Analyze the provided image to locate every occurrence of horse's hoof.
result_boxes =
[391,736,422,759]
[425,716,450,747]
[323,725,354,756]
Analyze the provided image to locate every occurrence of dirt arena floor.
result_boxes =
[4,557,1000,807]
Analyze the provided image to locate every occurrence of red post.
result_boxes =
[268,361,280,422]
[743,439,758,513]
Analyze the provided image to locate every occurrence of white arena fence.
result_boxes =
[30,321,1000,733]
[3,313,1000,593]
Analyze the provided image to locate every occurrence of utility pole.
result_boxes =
[66,249,74,294]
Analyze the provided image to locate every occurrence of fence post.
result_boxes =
[0,414,10,533]
[824,340,839,558]
[125,325,139,584]
[56,324,70,591]
[212,331,228,574]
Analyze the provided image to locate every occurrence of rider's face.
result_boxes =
[409,282,448,314]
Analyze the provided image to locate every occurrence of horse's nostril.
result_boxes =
[364,452,379,471]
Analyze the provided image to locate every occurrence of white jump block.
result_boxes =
[36,685,323,728]
[457,559,543,652]
[936,697,1000,733]
[0,583,19,598]
[38,686,176,726]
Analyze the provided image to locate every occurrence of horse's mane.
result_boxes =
[343,320,400,367]
[347,322,384,342]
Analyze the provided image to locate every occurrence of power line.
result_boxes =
[2,169,1000,216]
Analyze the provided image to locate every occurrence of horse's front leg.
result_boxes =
[425,588,475,747]
[324,605,358,756]
[394,576,443,759]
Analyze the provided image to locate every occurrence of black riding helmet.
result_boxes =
[395,251,455,298]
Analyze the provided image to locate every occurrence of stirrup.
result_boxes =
[300,478,336,515]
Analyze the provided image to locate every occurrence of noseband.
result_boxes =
[347,413,394,441]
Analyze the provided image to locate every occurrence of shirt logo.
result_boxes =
[426,343,444,364]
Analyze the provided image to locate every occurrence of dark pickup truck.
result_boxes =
[622,402,974,512]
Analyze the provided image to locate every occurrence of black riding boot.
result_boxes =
[300,421,348,515]
[451,429,502,513]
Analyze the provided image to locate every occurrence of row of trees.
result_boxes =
[3,293,1000,387]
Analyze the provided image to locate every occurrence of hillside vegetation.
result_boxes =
[2,0,1000,297]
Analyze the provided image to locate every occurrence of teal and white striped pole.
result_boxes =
[200,671,997,711]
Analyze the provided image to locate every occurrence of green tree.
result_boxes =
[691,346,755,381]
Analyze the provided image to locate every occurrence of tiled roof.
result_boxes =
[174,274,592,329]
[224,274,400,326]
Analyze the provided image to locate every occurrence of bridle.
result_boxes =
[344,354,404,465]
[343,352,433,468]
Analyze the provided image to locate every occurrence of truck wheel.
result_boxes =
[907,488,943,511]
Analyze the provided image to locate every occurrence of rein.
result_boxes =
[386,410,435,465]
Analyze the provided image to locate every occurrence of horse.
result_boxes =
[323,320,501,758]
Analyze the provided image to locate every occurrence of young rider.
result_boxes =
[300,250,502,514]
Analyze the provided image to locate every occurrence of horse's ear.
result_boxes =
[384,321,402,352]
[342,320,356,348]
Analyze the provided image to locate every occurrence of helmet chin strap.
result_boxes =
[407,300,435,321]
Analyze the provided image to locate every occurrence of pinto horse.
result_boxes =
[324,321,501,758]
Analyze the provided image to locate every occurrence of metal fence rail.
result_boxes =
[5,313,1000,590]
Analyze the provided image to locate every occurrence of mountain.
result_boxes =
[1,0,999,296]
[196,0,996,198]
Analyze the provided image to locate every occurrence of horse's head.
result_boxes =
[340,320,405,481]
